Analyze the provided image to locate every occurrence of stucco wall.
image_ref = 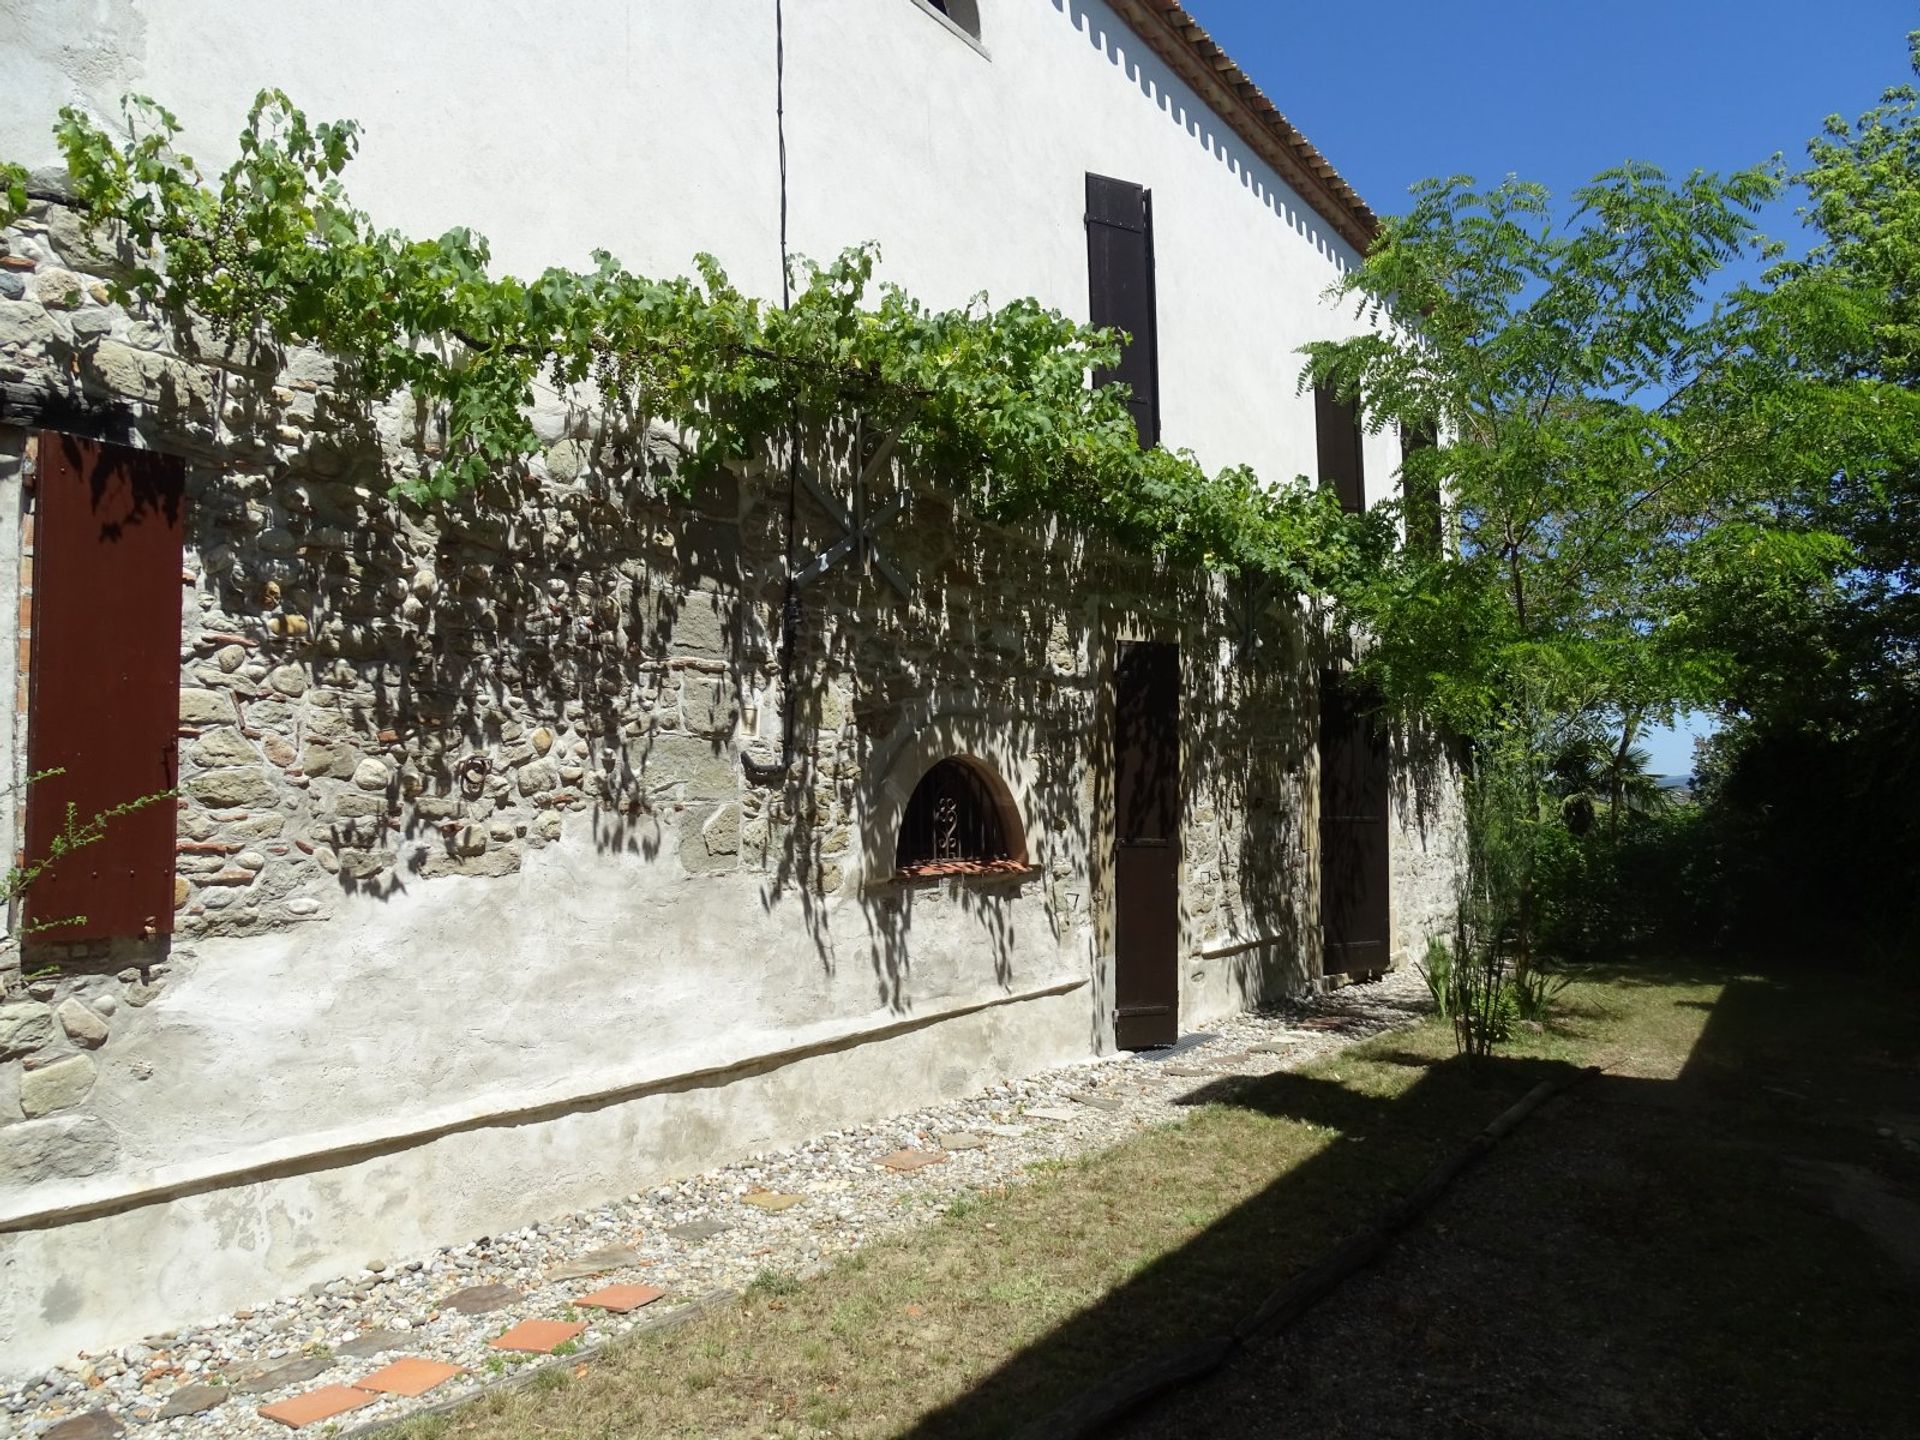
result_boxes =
[0,0,1405,500]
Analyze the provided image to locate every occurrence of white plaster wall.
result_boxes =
[1,972,1090,1368]
[0,0,1400,493]
[71,812,1086,1179]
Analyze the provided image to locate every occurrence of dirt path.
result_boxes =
[1119,961,1920,1440]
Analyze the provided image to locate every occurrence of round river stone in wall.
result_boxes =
[0,1113,117,1184]
[19,1053,97,1117]
[0,1002,54,1060]
[55,997,109,1048]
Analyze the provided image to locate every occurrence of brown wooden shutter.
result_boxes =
[1401,423,1442,556]
[1086,173,1161,449]
[24,433,185,940]
[1315,385,1365,514]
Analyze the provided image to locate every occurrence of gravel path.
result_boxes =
[7,969,1429,1439]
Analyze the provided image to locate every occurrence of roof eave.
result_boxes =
[1104,0,1381,255]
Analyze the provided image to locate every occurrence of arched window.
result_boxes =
[895,757,1021,876]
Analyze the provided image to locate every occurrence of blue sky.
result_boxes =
[1187,0,1917,774]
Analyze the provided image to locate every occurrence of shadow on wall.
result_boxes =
[1187,575,1321,1010]
[9,206,1325,1040]
[1052,0,1359,267]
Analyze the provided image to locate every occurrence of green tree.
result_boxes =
[1687,37,1920,956]
[1300,159,1855,990]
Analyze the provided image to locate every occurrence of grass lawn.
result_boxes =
[386,958,1919,1439]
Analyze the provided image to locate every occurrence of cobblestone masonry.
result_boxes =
[0,184,1464,1372]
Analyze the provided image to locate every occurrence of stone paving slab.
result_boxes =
[40,1413,121,1440]
[232,1356,331,1396]
[666,1219,729,1242]
[333,1329,411,1360]
[546,1245,647,1283]
[878,1148,948,1171]
[1025,1106,1080,1122]
[739,1192,803,1212]
[157,1382,227,1417]
[438,1283,521,1316]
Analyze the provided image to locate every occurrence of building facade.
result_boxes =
[0,0,1464,1371]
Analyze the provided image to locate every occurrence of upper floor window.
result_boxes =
[1400,422,1442,556]
[1086,174,1161,449]
[918,0,982,41]
[1315,384,1364,514]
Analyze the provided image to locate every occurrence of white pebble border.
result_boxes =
[6,969,1430,1439]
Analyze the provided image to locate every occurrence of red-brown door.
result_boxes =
[1318,670,1390,977]
[24,433,185,940]
[1114,641,1180,1049]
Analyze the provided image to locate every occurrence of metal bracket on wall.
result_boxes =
[791,424,911,600]
[1237,570,1276,660]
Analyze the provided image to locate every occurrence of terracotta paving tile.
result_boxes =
[937,1132,987,1151]
[257,1385,378,1429]
[667,1218,729,1242]
[1024,1106,1078,1122]
[354,1357,464,1398]
[489,1319,587,1354]
[1070,1092,1123,1112]
[739,1191,802,1211]
[878,1148,948,1171]
[577,1283,664,1314]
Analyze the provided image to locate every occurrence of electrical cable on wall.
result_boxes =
[746,0,805,787]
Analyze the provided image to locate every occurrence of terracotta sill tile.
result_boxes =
[577,1284,664,1314]
[353,1358,464,1398]
[257,1386,379,1429]
[489,1319,586,1354]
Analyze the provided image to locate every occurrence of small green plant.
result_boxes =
[1511,961,1572,1022]
[1419,935,1455,1019]
[747,1269,802,1299]
[551,1339,579,1357]
[482,1354,506,1377]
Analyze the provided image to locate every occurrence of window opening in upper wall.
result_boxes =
[1315,384,1365,514]
[922,0,982,41]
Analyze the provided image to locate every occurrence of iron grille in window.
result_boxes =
[895,758,1015,875]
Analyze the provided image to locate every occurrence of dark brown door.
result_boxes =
[1114,641,1180,1048]
[25,433,185,940]
[1318,670,1390,977]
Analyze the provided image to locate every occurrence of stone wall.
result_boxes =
[0,191,1458,1371]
